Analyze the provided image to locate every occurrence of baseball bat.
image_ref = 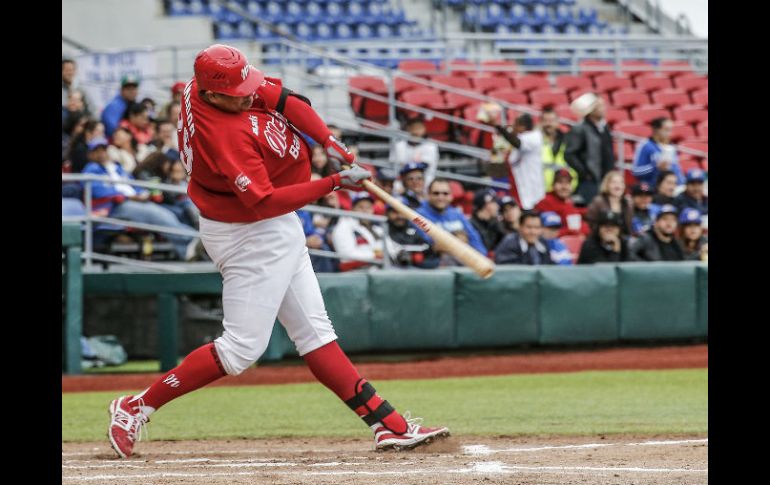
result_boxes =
[360,179,496,279]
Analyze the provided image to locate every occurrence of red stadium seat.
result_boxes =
[631,106,670,124]
[593,74,633,94]
[429,75,473,91]
[512,75,551,93]
[618,140,637,161]
[621,60,656,79]
[623,169,638,192]
[555,75,593,94]
[462,104,494,149]
[394,76,427,95]
[439,59,476,77]
[400,89,448,110]
[348,76,389,123]
[691,89,708,107]
[481,59,518,76]
[611,89,650,109]
[559,235,585,263]
[605,108,629,125]
[470,76,512,93]
[679,141,708,156]
[660,60,695,78]
[678,156,702,175]
[529,88,569,108]
[651,89,691,109]
[487,88,529,105]
[674,75,708,92]
[400,90,454,141]
[579,60,614,79]
[670,122,696,143]
[448,180,466,203]
[696,120,708,139]
[634,74,673,93]
[397,60,438,77]
[554,104,578,122]
[613,120,650,138]
[674,105,709,125]
[445,91,482,111]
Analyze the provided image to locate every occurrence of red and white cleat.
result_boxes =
[374,411,450,451]
[107,395,149,459]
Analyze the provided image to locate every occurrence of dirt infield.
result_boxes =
[62,434,708,484]
[63,344,707,393]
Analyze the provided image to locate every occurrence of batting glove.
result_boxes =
[323,134,355,165]
[336,164,372,190]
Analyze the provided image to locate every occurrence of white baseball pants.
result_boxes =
[199,212,338,376]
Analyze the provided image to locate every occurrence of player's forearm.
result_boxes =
[251,174,342,219]
[282,95,333,144]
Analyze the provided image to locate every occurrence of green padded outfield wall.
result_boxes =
[454,267,538,347]
[697,265,708,337]
[538,265,619,344]
[618,262,699,340]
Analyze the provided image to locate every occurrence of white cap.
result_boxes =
[570,92,600,118]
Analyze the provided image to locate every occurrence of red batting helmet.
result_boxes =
[194,44,265,97]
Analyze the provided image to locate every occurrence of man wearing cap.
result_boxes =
[674,169,708,215]
[494,211,553,265]
[391,116,439,186]
[415,179,487,256]
[107,44,448,459]
[331,192,384,272]
[630,183,660,236]
[80,136,197,260]
[678,208,708,261]
[470,188,506,252]
[384,204,438,268]
[161,81,187,120]
[371,167,396,216]
[102,74,141,137]
[399,162,429,209]
[540,211,573,265]
[534,168,590,237]
[629,204,685,261]
[499,196,521,235]
[577,210,631,264]
[62,58,92,114]
[565,93,616,204]
[632,117,684,187]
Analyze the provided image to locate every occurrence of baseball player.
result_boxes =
[107,44,449,458]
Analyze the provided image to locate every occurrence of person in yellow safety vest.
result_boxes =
[540,106,578,193]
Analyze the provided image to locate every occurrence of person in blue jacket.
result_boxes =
[540,211,573,265]
[101,74,140,137]
[81,136,197,260]
[414,178,487,256]
[632,117,684,186]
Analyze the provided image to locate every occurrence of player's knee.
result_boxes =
[214,330,270,376]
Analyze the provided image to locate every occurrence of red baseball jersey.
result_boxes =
[178,77,314,223]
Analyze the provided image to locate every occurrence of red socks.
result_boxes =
[303,341,408,434]
[131,343,227,413]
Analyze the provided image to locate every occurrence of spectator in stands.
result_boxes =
[540,105,577,193]
[331,192,384,272]
[107,127,146,175]
[416,178,487,256]
[678,208,708,261]
[630,183,660,236]
[577,210,631,264]
[66,119,105,173]
[154,120,180,160]
[297,174,339,272]
[119,102,155,146]
[160,82,186,121]
[133,151,172,187]
[501,113,545,210]
[439,230,472,267]
[164,159,199,228]
[81,137,197,260]
[62,90,87,133]
[470,188,505,253]
[62,111,87,165]
[385,204,439,269]
[585,170,633,236]
[391,116,439,186]
[674,168,708,215]
[371,167,396,216]
[102,74,140,137]
[535,168,590,237]
[632,117,684,187]
[653,170,678,206]
[141,97,158,121]
[310,143,335,177]
[500,196,521,235]
[494,211,553,265]
[629,204,684,261]
[565,93,616,205]
[540,211,573,265]
[166,101,181,126]
[399,162,428,209]
[62,58,91,114]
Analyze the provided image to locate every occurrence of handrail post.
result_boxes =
[83,179,93,270]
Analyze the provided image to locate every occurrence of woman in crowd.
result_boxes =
[577,210,631,264]
[678,208,708,261]
[67,119,106,173]
[585,170,634,236]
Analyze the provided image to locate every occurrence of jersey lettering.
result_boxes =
[264,114,288,158]
[179,80,196,174]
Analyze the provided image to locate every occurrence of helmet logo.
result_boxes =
[241,64,250,81]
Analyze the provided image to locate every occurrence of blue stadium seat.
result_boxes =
[236,20,255,38]
[315,22,335,40]
[246,0,262,16]
[167,0,188,16]
[190,0,208,15]
[215,21,237,39]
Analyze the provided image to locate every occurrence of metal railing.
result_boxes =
[62,174,390,272]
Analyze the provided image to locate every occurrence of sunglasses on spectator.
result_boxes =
[430,191,451,196]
